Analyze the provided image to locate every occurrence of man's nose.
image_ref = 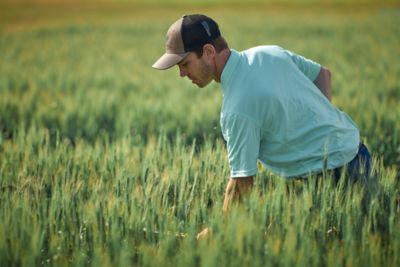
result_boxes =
[179,67,187,77]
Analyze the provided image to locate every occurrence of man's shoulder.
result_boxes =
[239,45,290,67]
[241,45,285,56]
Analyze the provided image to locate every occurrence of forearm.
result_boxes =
[313,66,332,101]
[223,176,254,215]
[197,176,254,240]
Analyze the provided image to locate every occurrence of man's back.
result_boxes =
[220,45,360,178]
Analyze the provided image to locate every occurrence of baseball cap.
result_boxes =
[152,14,221,70]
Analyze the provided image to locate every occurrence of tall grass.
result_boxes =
[0,2,399,266]
[0,127,398,266]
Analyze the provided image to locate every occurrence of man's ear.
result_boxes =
[203,44,216,58]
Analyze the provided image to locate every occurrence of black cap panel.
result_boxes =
[181,14,221,52]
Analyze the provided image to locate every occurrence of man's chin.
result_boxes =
[194,80,211,88]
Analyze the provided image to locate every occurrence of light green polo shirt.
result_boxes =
[220,45,360,179]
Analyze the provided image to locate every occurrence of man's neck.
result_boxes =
[214,48,231,83]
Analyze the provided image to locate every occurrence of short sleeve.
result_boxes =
[221,113,260,178]
[284,49,321,81]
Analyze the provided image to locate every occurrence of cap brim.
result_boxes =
[152,52,189,70]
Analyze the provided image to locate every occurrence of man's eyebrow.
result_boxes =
[179,58,188,66]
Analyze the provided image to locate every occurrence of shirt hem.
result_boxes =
[230,169,257,178]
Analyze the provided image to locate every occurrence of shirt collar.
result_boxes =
[221,49,240,91]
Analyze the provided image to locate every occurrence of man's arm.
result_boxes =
[222,176,254,214]
[313,66,332,101]
[197,176,254,240]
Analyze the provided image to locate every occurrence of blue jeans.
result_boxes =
[333,143,372,183]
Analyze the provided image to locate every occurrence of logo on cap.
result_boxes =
[201,21,212,37]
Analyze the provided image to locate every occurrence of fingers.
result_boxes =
[196,227,211,240]
[223,177,254,214]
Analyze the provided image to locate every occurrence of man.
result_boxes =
[152,14,371,238]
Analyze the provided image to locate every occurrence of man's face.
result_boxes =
[177,51,215,88]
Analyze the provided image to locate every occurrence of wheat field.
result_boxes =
[0,1,399,266]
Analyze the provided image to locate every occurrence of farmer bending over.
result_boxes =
[152,14,371,239]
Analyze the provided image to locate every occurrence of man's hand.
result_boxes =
[223,176,254,215]
[196,227,212,240]
[196,177,254,241]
